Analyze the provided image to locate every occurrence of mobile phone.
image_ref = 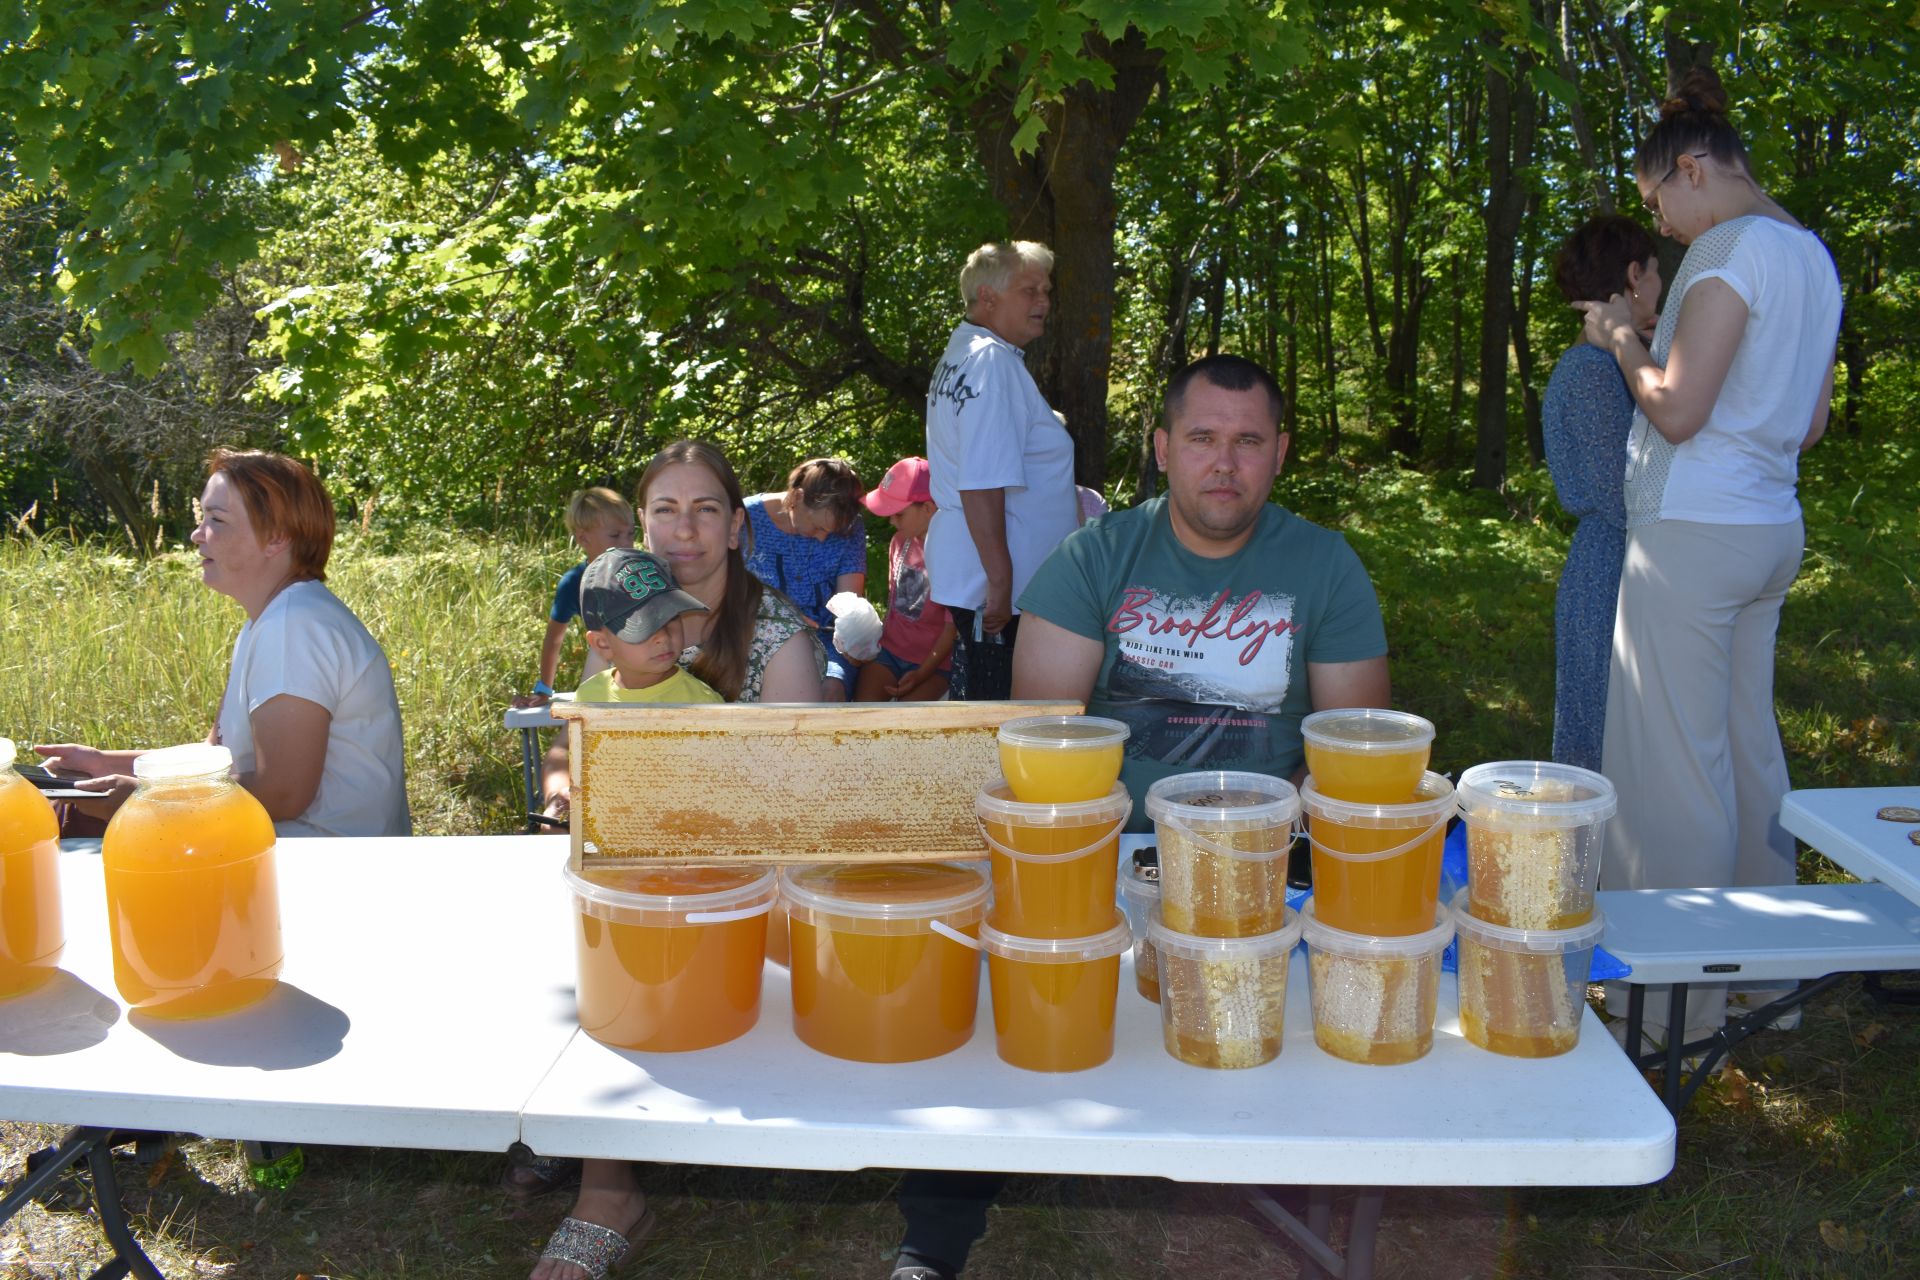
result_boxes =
[14,762,96,799]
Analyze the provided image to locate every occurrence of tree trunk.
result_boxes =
[1474,40,1538,491]
[1515,187,1545,464]
[1316,207,1340,456]
[968,31,1161,492]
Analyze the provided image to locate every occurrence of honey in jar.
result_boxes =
[995,716,1129,804]
[1299,709,1434,804]
[781,862,988,1063]
[976,780,1128,939]
[0,739,63,999]
[979,914,1129,1072]
[102,743,281,1018]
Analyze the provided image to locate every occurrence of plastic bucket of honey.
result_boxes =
[996,715,1129,803]
[1144,772,1298,938]
[1300,708,1434,803]
[1119,858,1162,1002]
[1300,773,1455,937]
[1300,900,1454,1065]
[1456,762,1617,930]
[780,862,990,1063]
[1151,910,1302,1069]
[565,864,778,1052]
[976,780,1128,938]
[1452,889,1606,1058]
[975,912,1131,1072]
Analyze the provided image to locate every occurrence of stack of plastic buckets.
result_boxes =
[969,716,1132,1071]
[1144,772,1303,1068]
[1297,710,1457,1065]
[1452,762,1617,1057]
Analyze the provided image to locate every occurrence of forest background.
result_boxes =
[2,5,1919,1278]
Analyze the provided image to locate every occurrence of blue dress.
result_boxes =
[1542,345,1634,774]
[743,494,867,681]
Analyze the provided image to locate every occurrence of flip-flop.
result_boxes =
[501,1148,580,1200]
[537,1206,657,1280]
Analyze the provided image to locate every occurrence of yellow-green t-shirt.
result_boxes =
[574,666,724,704]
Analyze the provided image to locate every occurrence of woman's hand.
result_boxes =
[1576,293,1638,354]
[33,743,118,777]
[885,665,938,699]
[66,774,138,821]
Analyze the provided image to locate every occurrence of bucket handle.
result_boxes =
[929,919,981,951]
[1304,811,1451,864]
[686,900,777,925]
[1159,816,1297,864]
[975,816,1126,864]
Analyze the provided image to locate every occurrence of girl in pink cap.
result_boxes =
[854,456,956,701]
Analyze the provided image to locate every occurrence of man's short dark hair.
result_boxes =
[1162,355,1285,432]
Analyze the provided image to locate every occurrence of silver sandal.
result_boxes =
[538,1207,655,1280]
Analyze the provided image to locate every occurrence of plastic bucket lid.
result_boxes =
[0,737,15,770]
[1456,761,1618,828]
[1149,908,1303,960]
[1145,771,1299,831]
[996,715,1130,752]
[1449,888,1606,953]
[1300,708,1435,753]
[1299,771,1455,830]
[134,742,234,781]
[1299,899,1455,957]
[978,911,1131,963]
[566,864,778,925]
[1119,867,1161,906]
[780,862,990,935]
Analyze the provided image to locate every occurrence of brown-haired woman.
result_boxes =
[1543,214,1661,774]
[742,456,866,698]
[36,449,410,837]
[530,441,827,1280]
[1576,67,1841,1048]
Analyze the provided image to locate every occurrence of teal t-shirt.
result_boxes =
[1017,496,1387,828]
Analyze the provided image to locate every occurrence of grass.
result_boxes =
[2,429,1917,1278]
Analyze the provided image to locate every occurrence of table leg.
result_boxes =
[0,1127,165,1280]
[1244,1185,1383,1279]
[1662,983,1690,1112]
[520,727,541,833]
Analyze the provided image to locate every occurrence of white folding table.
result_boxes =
[1780,785,1920,907]
[2,836,1675,1280]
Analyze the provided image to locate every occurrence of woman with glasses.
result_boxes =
[743,456,868,699]
[1577,67,1841,1048]
[1544,215,1661,774]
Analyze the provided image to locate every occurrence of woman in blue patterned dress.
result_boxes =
[1543,215,1661,772]
[743,457,867,699]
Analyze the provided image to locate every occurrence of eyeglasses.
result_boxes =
[1643,152,1710,216]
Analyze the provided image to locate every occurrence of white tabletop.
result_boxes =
[1597,882,1920,984]
[1780,786,1920,907]
[4,836,1673,1191]
[0,837,579,1152]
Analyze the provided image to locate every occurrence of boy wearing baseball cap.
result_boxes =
[854,457,956,702]
[574,549,724,704]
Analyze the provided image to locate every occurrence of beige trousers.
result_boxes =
[1599,517,1805,1035]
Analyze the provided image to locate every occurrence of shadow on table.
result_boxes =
[131,981,349,1069]
[0,969,120,1055]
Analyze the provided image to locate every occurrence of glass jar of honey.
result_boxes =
[0,738,64,999]
[102,743,282,1018]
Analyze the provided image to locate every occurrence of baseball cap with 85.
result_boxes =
[581,548,708,643]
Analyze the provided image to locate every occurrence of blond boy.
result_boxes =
[529,487,635,699]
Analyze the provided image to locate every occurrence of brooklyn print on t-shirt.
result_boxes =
[1101,584,1300,770]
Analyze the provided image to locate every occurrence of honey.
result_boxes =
[782,862,988,1063]
[1300,773,1454,937]
[1457,763,1617,931]
[1299,709,1434,804]
[1153,915,1299,1069]
[1301,901,1452,1066]
[102,745,281,1019]
[1145,772,1298,939]
[977,781,1127,938]
[980,915,1129,1072]
[1453,891,1605,1058]
[996,716,1130,804]
[0,745,63,999]
[568,865,775,1052]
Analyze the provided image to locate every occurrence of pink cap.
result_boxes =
[863,456,932,516]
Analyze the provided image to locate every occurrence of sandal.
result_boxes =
[501,1144,580,1200]
[537,1206,656,1280]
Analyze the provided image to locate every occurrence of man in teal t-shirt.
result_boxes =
[1013,353,1391,830]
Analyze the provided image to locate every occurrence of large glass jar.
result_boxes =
[103,743,281,1018]
[0,737,64,998]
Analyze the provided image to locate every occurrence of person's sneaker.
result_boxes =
[1729,988,1803,1030]
[889,1256,957,1280]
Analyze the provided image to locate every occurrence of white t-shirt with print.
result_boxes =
[216,580,412,838]
[922,322,1080,611]
[1624,216,1841,527]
